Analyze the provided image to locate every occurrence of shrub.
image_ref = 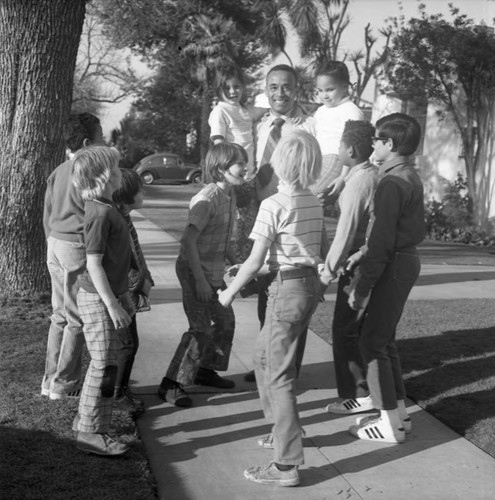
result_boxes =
[425,173,495,246]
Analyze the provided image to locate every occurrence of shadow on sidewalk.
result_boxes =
[416,271,495,286]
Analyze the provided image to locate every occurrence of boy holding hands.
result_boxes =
[157,143,247,407]
[72,146,133,456]
[320,120,378,415]
[219,131,328,487]
[346,113,426,443]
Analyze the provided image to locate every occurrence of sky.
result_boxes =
[99,0,495,138]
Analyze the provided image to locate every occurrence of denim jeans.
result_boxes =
[254,271,320,466]
[166,257,236,386]
[332,273,368,398]
[360,250,421,410]
[42,237,86,395]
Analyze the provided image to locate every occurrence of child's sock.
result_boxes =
[275,463,295,471]
[380,408,402,429]
[397,399,408,421]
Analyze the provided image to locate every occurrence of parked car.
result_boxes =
[133,152,202,185]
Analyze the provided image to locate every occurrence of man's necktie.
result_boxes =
[257,118,285,187]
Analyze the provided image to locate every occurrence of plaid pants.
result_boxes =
[166,257,235,386]
[76,289,122,433]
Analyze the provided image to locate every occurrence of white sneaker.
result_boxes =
[349,416,405,443]
[356,414,412,434]
[326,396,374,414]
[244,462,299,487]
[257,433,274,449]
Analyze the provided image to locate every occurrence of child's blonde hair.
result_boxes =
[72,146,121,201]
[271,130,322,189]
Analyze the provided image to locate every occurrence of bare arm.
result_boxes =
[86,254,131,329]
[218,239,269,307]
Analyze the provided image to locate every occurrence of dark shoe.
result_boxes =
[77,432,129,456]
[244,370,256,382]
[194,368,235,389]
[157,378,192,407]
[114,394,145,414]
[123,387,145,409]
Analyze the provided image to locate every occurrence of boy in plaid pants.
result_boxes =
[72,146,134,456]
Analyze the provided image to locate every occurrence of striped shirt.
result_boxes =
[180,183,236,287]
[250,184,324,271]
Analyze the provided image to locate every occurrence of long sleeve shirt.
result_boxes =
[320,160,378,283]
[43,159,85,242]
[355,156,426,297]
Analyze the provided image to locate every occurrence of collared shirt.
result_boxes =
[254,106,308,201]
[321,160,378,282]
[250,184,324,271]
[43,159,85,242]
[180,183,235,287]
[355,156,426,297]
[79,198,131,296]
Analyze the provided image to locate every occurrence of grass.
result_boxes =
[0,295,157,500]
[310,298,495,458]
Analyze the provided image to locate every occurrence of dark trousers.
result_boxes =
[332,273,368,398]
[166,257,235,386]
[360,250,420,410]
[114,315,139,396]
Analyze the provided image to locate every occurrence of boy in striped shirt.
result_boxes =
[219,130,328,487]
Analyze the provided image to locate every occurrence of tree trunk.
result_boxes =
[0,0,86,295]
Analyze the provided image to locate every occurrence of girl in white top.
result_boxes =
[305,60,365,196]
[208,67,266,172]
[208,67,267,262]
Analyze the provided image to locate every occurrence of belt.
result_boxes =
[279,267,316,280]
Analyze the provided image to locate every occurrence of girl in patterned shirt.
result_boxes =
[157,142,248,407]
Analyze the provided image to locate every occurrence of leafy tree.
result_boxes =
[72,4,143,115]
[387,4,495,228]
[261,0,389,106]
[112,58,203,167]
[95,0,266,163]
[348,23,392,106]
[0,0,86,294]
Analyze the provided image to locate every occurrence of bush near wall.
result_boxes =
[425,173,495,246]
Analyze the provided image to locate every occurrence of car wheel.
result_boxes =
[141,172,155,185]
[191,172,202,184]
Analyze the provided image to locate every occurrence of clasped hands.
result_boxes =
[318,251,369,311]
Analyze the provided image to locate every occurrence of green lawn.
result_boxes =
[310,298,495,458]
[0,295,157,500]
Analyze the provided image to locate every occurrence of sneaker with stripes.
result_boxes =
[326,395,374,414]
[348,416,405,443]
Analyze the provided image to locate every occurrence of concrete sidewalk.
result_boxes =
[131,211,495,500]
